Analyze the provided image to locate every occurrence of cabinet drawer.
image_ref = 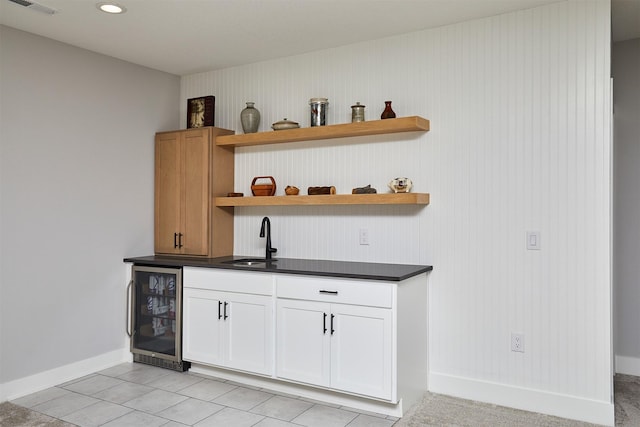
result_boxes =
[276,275,393,308]
[183,267,273,295]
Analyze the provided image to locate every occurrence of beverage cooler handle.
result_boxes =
[126,279,133,337]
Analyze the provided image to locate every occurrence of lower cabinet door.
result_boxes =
[183,288,273,375]
[182,288,224,366]
[330,304,393,400]
[276,299,331,387]
[225,293,273,375]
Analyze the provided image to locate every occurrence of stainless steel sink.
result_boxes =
[222,258,277,266]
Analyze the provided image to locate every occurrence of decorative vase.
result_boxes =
[380,101,396,119]
[241,102,260,133]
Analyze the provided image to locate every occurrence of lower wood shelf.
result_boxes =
[215,193,429,207]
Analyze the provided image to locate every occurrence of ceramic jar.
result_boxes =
[271,118,300,130]
[241,102,260,133]
[351,102,365,122]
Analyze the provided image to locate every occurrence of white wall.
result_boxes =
[0,26,179,395]
[613,38,640,375]
[182,1,613,424]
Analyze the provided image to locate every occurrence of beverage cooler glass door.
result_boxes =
[128,265,186,370]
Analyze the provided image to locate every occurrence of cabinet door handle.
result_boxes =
[178,233,183,248]
[173,233,178,249]
[323,312,327,334]
[218,301,222,320]
[224,301,229,320]
[126,279,133,337]
[330,314,335,335]
[319,290,338,295]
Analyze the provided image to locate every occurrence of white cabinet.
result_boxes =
[183,288,224,366]
[276,299,330,387]
[330,303,392,399]
[276,276,394,400]
[182,268,274,376]
[181,266,428,417]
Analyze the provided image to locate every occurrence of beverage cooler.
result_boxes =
[127,265,190,371]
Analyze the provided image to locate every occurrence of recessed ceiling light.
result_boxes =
[97,2,126,14]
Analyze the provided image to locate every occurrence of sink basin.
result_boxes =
[222,258,277,266]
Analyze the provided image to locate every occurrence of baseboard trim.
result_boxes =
[0,348,130,402]
[615,355,640,376]
[429,372,615,427]
[190,363,404,417]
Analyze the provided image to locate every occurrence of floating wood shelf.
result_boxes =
[215,116,430,148]
[215,193,430,207]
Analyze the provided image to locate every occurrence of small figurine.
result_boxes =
[352,185,377,194]
[388,177,413,193]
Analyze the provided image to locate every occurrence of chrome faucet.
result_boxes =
[260,216,277,260]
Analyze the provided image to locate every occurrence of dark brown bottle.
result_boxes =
[381,101,396,119]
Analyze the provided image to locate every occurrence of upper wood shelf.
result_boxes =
[215,193,430,207]
[215,116,430,148]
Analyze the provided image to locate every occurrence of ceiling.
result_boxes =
[1,0,638,76]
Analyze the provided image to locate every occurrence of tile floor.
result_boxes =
[11,362,399,427]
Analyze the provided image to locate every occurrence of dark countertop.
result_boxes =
[123,255,432,282]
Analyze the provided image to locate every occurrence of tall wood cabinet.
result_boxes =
[154,127,234,257]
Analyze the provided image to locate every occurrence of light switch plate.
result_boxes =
[527,231,541,250]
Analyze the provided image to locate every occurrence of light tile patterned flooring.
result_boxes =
[11,362,399,427]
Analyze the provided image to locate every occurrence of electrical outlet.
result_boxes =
[511,333,524,353]
[359,229,370,245]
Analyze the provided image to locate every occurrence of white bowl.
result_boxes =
[272,118,300,130]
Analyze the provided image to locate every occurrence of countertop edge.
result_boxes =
[123,255,432,282]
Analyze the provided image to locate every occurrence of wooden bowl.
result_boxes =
[285,186,300,195]
[251,176,276,196]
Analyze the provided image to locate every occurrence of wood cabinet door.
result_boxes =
[180,128,210,256]
[225,293,274,375]
[182,288,224,366]
[330,304,393,400]
[276,299,330,387]
[155,128,211,256]
[154,132,182,254]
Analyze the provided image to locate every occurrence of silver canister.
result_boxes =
[309,98,328,126]
[351,102,365,122]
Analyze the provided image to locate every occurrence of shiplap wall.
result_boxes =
[181,1,613,424]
